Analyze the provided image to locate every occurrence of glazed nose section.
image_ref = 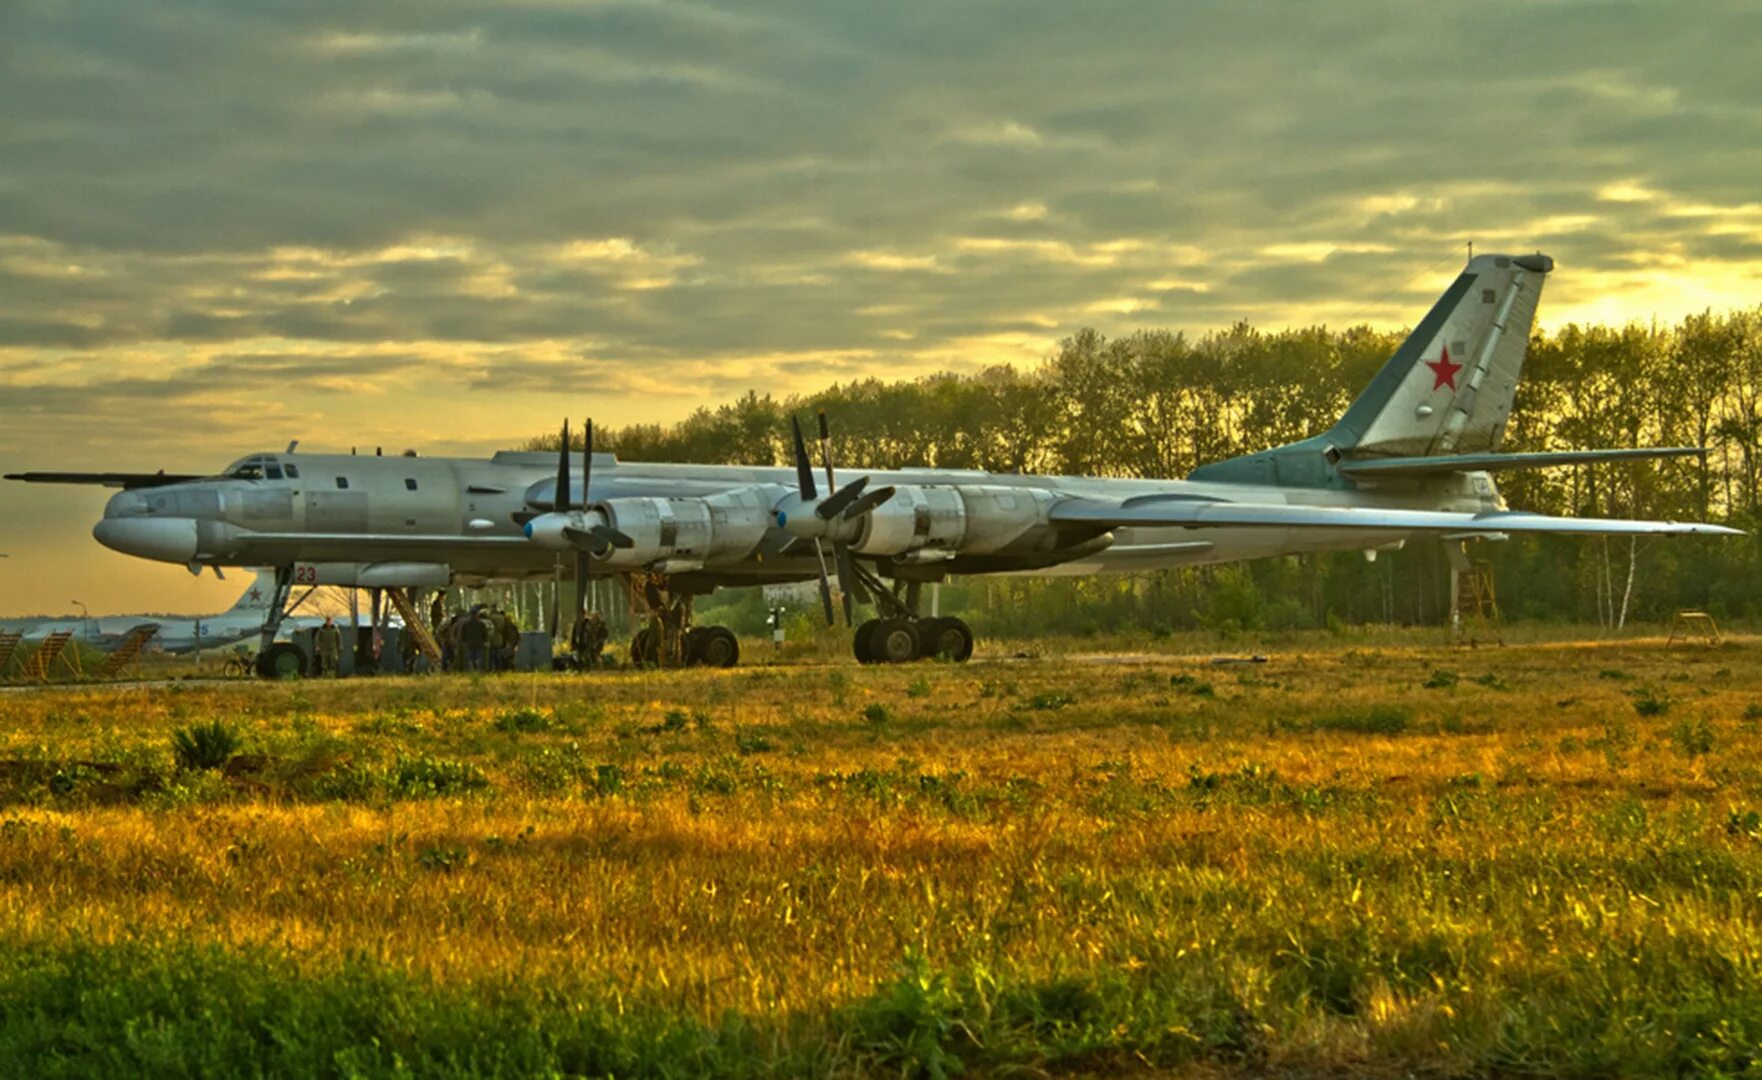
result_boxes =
[104,490,150,518]
[93,516,198,562]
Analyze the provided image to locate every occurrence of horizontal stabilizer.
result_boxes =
[1339,447,1704,479]
[4,471,201,489]
[1050,497,1741,538]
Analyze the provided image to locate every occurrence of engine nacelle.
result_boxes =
[592,489,776,570]
[853,485,1061,557]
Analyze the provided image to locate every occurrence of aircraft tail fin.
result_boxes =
[225,570,278,614]
[1190,252,1553,487]
[1329,252,1551,457]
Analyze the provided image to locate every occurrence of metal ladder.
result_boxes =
[385,588,444,668]
[20,631,79,681]
[0,631,21,678]
[99,624,160,678]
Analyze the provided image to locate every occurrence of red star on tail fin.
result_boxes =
[1425,346,1462,391]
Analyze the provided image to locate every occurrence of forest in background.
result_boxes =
[537,307,1762,635]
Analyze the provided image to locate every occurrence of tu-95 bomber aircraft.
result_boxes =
[6,252,1741,676]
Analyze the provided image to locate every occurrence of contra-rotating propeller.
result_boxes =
[778,411,895,626]
[532,419,637,632]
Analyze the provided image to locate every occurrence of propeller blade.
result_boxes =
[817,409,835,494]
[574,550,590,627]
[833,542,861,626]
[581,419,592,511]
[816,475,869,520]
[592,524,635,550]
[563,527,611,556]
[842,485,895,520]
[554,419,570,512]
[837,543,872,605]
[811,539,835,626]
[790,415,818,500]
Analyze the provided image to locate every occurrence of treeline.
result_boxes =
[545,309,1762,631]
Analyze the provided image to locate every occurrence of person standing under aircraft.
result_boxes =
[498,608,522,670]
[459,607,489,672]
[572,611,608,668]
[398,624,420,673]
[315,617,342,678]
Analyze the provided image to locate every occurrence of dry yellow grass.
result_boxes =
[1,637,1759,1075]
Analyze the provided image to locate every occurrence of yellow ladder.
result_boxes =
[1455,559,1504,646]
[385,588,444,668]
[21,631,79,681]
[100,624,160,678]
[0,631,21,677]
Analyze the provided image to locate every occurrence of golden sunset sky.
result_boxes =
[3,1,1761,615]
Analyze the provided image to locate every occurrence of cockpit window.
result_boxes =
[284,463,300,479]
[227,457,266,481]
[265,462,284,481]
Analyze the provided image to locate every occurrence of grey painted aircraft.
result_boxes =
[7,252,1738,673]
[0,569,323,653]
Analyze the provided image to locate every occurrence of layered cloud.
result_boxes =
[2,0,1761,610]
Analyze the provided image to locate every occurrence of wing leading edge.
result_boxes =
[1049,498,1741,537]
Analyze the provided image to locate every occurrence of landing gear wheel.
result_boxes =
[920,617,975,663]
[630,627,660,667]
[690,626,740,668]
[871,618,922,664]
[255,642,308,680]
[853,619,882,664]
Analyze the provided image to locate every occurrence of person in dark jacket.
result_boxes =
[459,609,490,672]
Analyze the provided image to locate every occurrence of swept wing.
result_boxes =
[1049,498,1740,537]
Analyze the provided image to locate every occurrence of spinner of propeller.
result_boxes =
[524,418,634,556]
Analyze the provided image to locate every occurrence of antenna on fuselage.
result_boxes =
[286,440,299,454]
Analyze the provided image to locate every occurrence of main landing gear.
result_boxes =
[848,569,974,665]
[625,572,740,669]
[255,566,309,679]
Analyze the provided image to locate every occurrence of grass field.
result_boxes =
[2,635,1761,1076]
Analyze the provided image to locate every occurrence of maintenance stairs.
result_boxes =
[386,588,444,668]
[1453,559,1504,646]
[19,631,79,681]
[99,624,160,678]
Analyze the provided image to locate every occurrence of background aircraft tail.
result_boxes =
[224,570,278,614]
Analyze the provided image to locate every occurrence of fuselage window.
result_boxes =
[336,477,350,490]
[284,463,300,479]
[405,478,418,491]
[265,463,284,481]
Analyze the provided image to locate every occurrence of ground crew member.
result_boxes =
[398,623,420,673]
[459,607,490,672]
[315,616,342,678]
[573,611,608,668]
[498,608,521,670]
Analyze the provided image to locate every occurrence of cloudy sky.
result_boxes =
[3,0,1760,615]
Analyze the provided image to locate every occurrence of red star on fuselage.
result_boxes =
[1425,345,1462,392]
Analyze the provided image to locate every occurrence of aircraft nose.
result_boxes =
[104,490,150,518]
[93,516,198,563]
